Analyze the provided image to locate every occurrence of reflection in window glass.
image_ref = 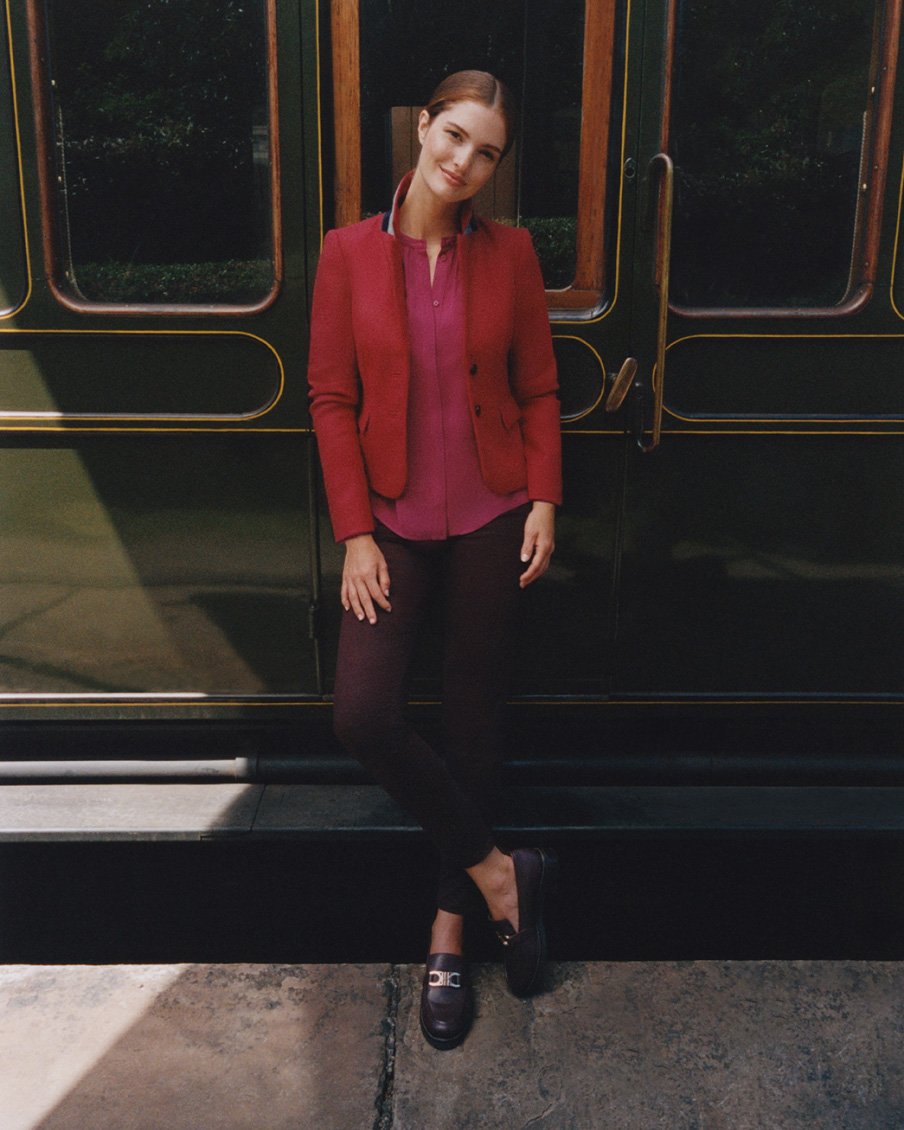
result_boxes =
[358,0,585,289]
[45,0,273,305]
[0,20,27,313]
[670,0,877,308]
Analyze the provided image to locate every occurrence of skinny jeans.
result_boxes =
[332,505,528,916]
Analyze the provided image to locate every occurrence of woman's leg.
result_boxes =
[433,506,528,919]
[332,527,497,874]
[424,508,554,1000]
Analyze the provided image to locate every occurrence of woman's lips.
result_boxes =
[440,167,466,188]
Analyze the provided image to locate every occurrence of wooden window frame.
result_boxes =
[27,0,283,317]
[330,0,617,311]
[661,0,902,320]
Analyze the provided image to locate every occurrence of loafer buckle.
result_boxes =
[428,969,462,988]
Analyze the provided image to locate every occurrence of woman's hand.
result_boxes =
[519,501,556,588]
[342,534,392,624]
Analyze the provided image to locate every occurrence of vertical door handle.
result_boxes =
[639,152,675,452]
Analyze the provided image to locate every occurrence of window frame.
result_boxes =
[329,0,618,312]
[28,0,283,317]
[661,0,902,320]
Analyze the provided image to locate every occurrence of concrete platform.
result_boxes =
[3,961,904,1128]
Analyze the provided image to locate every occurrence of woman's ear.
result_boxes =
[417,109,431,145]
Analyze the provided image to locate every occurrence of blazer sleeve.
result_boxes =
[307,230,376,542]
[509,229,563,506]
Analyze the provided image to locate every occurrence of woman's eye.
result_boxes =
[446,129,461,140]
[479,150,496,162]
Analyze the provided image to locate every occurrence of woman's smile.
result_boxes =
[440,166,467,188]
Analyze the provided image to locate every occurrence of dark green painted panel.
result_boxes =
[512,436,621,693]
[0,19,27,314]
[0,434,315,694]
[0,333,281,417]
[666,336,904,418]
[615,436,904,695]
[554,336,606,421]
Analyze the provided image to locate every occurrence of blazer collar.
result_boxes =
[381,171,477,238]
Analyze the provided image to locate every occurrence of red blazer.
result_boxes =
[307,212,562,542]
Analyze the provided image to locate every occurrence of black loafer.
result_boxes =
[419,953,473,1050]
[490,847,558,997]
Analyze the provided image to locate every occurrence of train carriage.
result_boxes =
[2,0,904,792]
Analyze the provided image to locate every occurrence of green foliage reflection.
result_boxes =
[46,0,272,305]
[670,0,876,307]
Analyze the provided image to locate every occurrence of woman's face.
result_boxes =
[415,99,507,205]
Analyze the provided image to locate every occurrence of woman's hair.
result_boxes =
[424,70,518,157]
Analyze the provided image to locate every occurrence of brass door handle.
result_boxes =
[605,356,638,413]
[640,152,675,452]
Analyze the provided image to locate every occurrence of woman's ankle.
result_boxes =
[429,909,465,956]
[467,848,518,929]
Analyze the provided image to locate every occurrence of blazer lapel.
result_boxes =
[377,227,411,408]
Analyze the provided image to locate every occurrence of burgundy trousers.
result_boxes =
[332,504,528,915]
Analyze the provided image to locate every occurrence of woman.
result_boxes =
[308,70,562,1049]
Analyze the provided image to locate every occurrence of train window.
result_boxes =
[0,13,27,316]
[667,0,893,312]
[330,0,621,311]
[39,0,278,310]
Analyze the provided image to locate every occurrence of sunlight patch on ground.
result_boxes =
[0,965,185,1129]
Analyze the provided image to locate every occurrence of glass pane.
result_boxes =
[669,0,877,308]
[44,0,273,306]
[0,18,27,314]
[357,0,585,289]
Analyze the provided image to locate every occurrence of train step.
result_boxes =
[2,782,904,841]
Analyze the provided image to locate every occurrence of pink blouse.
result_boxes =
[371,185,529,541]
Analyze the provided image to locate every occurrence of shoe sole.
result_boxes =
[419,1010,472,1051]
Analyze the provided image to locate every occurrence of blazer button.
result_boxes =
[469,363,478,376]
[474,404,482,416]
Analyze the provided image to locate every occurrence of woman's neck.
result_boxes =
[398,171,460,242]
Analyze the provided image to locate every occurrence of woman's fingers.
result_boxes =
[378,556,391,602]
[519,540,553,587]
[354,575,391,623]
[520,528,537,566]
[519,504,556,588]
[341,535,392,623]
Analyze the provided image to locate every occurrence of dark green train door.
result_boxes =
[612,0,904,699]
